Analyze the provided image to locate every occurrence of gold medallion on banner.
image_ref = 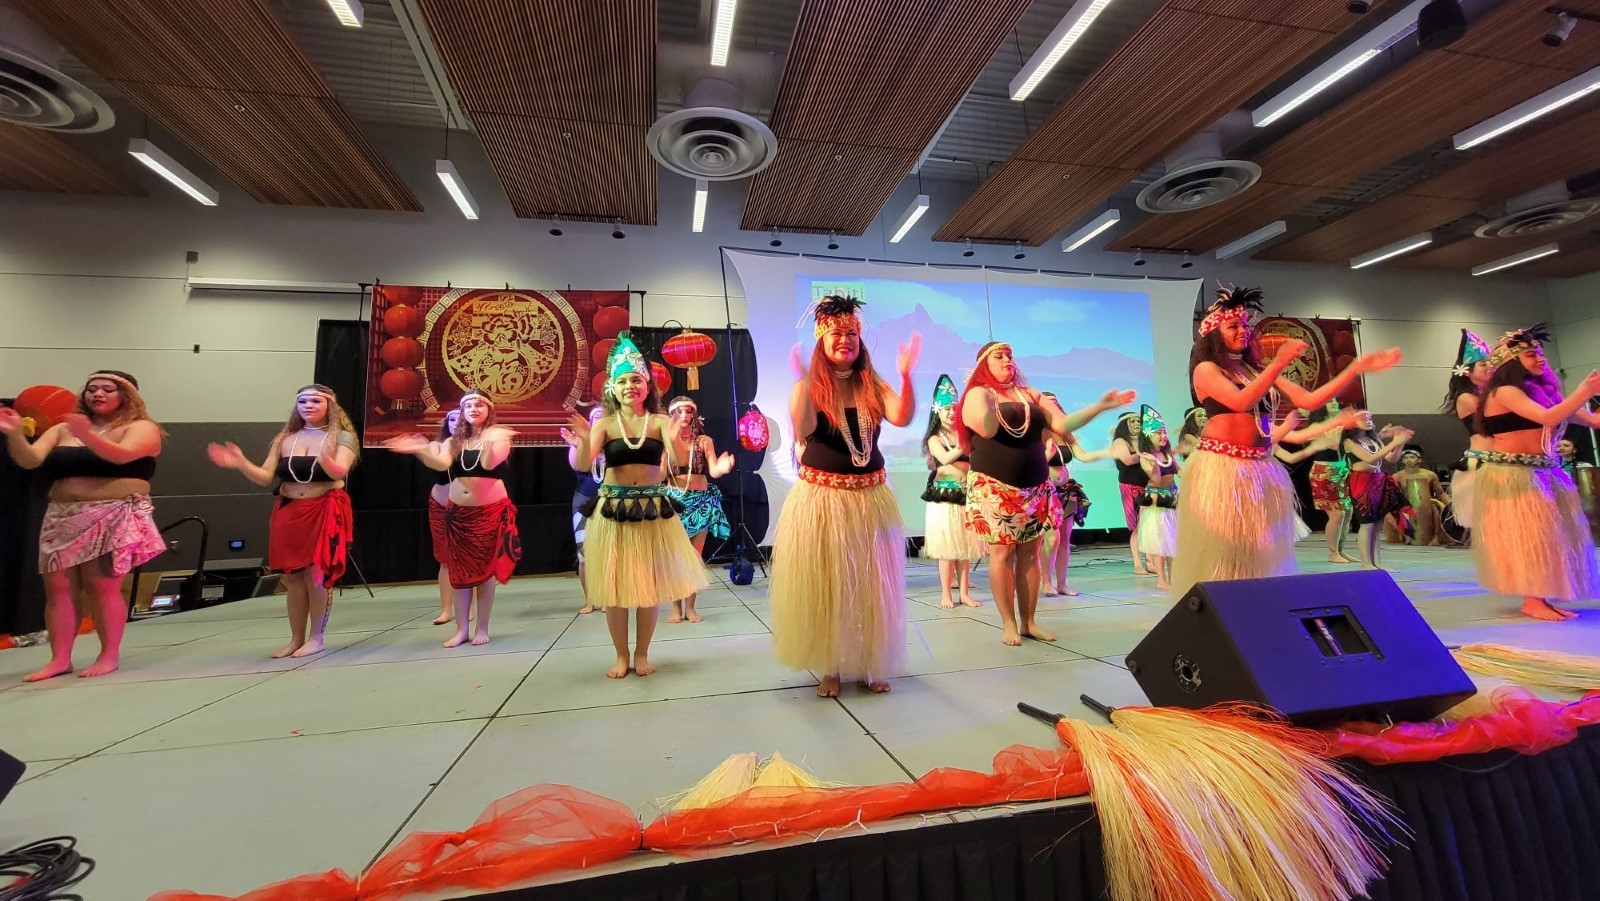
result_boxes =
[440,292,564,403]
[1256,318,1328,395]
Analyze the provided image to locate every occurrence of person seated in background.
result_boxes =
[1393,446,1455,547]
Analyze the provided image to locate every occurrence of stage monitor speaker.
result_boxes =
[1,748,22,806]
[1126,570,1475,726]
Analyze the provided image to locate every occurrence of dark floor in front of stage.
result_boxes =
[1,543,1592,898]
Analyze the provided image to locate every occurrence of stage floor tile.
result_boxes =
[550,603,771,651]
[0,719,483,900]
[901,617,1084,676]
[109,652,536,753]
[297,610,572,667]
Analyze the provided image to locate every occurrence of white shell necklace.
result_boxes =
[991,387,1031,438]
[615,411,649,451]
[457,433,484,471]
[836,408,876,468]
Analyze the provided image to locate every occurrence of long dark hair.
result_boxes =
[1476,358,1563,433]
[922,406,952,469]
[1440,372,1481,415]
[1187,331,1265,405]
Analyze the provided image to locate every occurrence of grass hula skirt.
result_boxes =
[923,477,982,561]
[771,467,907,679]
[1136,488,1178,557]
[582,484,709,609]
[1170,441,1299,596]
[1472,457,1600,601]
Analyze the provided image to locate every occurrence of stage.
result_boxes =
[0,542,1594,899]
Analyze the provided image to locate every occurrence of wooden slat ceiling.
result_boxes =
[1257,103,1600,264]
[10,0,419,211]
[933,0,1396,246]
[415,0,656,224]
[1109,0,1600,255]
[741,0,1034,235]
[0,124,139,195]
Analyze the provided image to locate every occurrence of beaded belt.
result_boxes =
[799,465,887,490]
[1196,437,1270,460]
[1478,450,1560,468]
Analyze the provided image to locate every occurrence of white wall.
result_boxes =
[0,124,1559,420]
[1550,270,1600,384]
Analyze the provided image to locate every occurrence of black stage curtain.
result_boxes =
[0,452,47,635]
[313,322,767,584]
[481,726,1600,901]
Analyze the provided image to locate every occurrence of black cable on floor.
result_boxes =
[0,837,93,901]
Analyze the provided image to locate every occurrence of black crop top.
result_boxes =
[448,447,513,481]
[1459,414,1476,437]
[38,445,157,483]
[432,466,452,487]
[1480,411,1542,436]
[1049,444,1073,468]
[1115,456,1150,487]
[274,455,338,483]
[602,437,666,468]
[673,441,708,476]
[969,403,1048,488]
[801,408,884,474]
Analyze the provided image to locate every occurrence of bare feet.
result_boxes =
[271,641,304,659]
[443,632,469,649]
[1156,580,1170,591]
[667,609,683,624]
[577,604,594,615]
[80,656,119,678]
[432,614,452,625]
[1522,598,1578,621]
[940,595,956,609]
[1041,585,1060,597]
[633,654,656,676]
[1060,587,1079,597]
[470,631,490,646]
[1134,567,1154,577]
[606,657,630,679]
[861,677,891,693]
[23,660,73,683]
[685,610,703,623]
[1024,622,1058,642]
[959,594,982,607]
[817,674,841,697]
[1329,554,1358,565]
[1001,624,1022,647]
[291,638,325,658]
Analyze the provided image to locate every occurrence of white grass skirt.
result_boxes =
[771,480,907,679]
[1136,505,1178,557]
[924,502,983,561]
[1472,463,1599,601]
[1170,449,1299,596]
[583,514,710,609]
[1452,467,1478,529]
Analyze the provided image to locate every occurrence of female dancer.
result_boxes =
[665,396,733,624]
[1039,392,1089,598]
[1135,406,1180,590]
[1473,325,1600,620]
[562,333,707,677]
[923,374,982,609]
[1303,402,1355,563]
[1444,329,1494,530]
[1343,411,1412,570]
[0,371,165,680]
[958,342,1132,646]
[771,295,918,695]
[1171,284,1399,595]
[573,404,605,615]
[1176,407,1207,462]
[388,391,519,647]
[210,385,356,658]
[1078,412,1150,574]
[427,410,460,625]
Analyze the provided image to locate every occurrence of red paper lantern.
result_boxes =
[661,328,717,391]
[589,372,606,403]
[738,405,769,452]
[377,285,424,307]
[379,368,423,401]
[13,385,77,436]
[593,306,629,339]
[648,361,671,396]
[596,292,629,308]
[380,337,424,369]
[591,338,615,369]
[383,305,424,338]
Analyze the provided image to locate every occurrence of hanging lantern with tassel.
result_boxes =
[662,328,717,391]
[738,404,769,452]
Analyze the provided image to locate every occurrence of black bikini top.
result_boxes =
[602,437,666,468]
[448,447,513,481]
[673,439,708,476]
[1479,411,1542,436]
[38,445,157,483]
[274,455,337,483]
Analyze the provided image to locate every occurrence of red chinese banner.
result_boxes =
[365,285,630,446]
[1255,316,1366,419]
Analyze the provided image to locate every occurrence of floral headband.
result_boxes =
[1139,404,1166,437]
[804,294,866,341]
[668,397,698,415]
[1452,329,1490,377]
[606,331,649,382]
[1485,324,1550,374]
[1197,284,1265,338]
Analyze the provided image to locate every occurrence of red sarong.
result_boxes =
[427,495,449,566]
[445,497,521,588]
[268,489,353,589]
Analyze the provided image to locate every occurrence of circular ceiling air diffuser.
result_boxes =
[0,9,114,133]
[647,76,777,181]
[1137,159,1263,213]
[1473,199,1600,238]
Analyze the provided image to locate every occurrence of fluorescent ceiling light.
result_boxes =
[1214,220,1287,260]
[1253,0,1426,127]
[1060,208,1121,252]
[1472,243,1559,276]
[326,0,363,27]
[710,0,737,66]
[187,278,363,294]
[435,159,479,220]
[1453,66,1600,150]
[692,179,708,233]
[889,193,930,244]
[127,139,219,205]
[1009,0,1118,101]
[1349,231,1433,269]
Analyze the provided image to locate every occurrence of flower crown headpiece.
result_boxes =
[1452,329,1491,377]
[931,374,958,410]
[800,294,866,341]
[1139,404,1166,438]
[1197,283,1264,338]
[1485,324,1551,374]
[606,331,649,382]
